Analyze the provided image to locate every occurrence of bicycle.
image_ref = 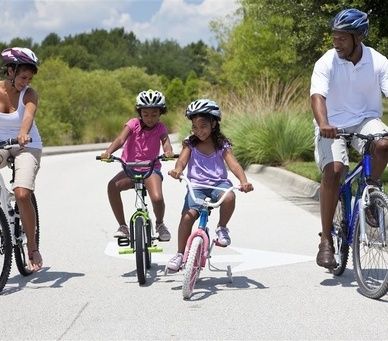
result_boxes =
[165,175,238,300]
[0,138,40,293]
[331,131,388,299]
[96,153,178,285]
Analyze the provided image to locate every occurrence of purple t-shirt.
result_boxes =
[186,139,232,186]
[121,118,168,170]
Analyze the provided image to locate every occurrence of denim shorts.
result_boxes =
[128,169,163,181]
[182,180,232,214]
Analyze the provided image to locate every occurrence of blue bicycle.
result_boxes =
[332,131,388,299]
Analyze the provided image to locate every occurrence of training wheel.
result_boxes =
[227,265,233,283]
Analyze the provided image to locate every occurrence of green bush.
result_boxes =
[224,112,314,167]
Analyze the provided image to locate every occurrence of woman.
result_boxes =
[0,47,43,271]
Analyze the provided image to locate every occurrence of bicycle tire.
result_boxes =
[353,190,388,299]
[134,215,147,285]
[182,236,203,299]
[332,197,349,276]
[0,207,12,293]
[14,193,40,276]
[145,219,152,269]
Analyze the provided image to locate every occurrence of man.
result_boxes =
[310,8,388,269]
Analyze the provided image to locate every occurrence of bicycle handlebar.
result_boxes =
[336,131,388,140]
[178,175,239,208]
[96,154,180,180]
[0,138,32,149]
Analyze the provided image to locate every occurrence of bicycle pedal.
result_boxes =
[148,246,163,253]
[118,247,134,255]
[117,237,130,246]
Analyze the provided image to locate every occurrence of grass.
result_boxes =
[284,160,388,187]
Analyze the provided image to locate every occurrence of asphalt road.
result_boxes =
[1,148,388,340]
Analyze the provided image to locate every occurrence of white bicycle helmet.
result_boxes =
[186,99,222,121]
[136,89,166,111]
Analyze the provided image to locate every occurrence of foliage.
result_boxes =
[224,112,314,167]
[210,0,388,87]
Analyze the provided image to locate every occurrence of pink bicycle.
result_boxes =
[166,175,238,299]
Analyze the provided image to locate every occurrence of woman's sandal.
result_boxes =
[28,250,43,271]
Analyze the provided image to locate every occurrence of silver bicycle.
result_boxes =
[0,138,40,293]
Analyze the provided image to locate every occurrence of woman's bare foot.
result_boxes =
[28,250,43,272]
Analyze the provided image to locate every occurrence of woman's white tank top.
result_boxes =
[0,86,42,149]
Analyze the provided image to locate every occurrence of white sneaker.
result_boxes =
[167,253,183,271]
[114,225,130,239]
[216,226,231,246]
[156,222,171,241]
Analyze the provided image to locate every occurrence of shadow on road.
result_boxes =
[320,268,358,288]
[1,267,85,295]
[168,275,267,301]
[122,263,167,286]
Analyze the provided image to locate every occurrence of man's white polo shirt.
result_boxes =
[310,43,388,128]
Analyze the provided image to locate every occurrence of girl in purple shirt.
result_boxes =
[167,99,253,271]
[100,90,174,241]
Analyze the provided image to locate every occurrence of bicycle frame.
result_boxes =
[0,173,15,235]
[180,175,238,269]
[339,133,385,246]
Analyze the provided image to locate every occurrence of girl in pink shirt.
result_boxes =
[101,90,174,241]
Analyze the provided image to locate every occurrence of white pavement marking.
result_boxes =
[104,241,314,272]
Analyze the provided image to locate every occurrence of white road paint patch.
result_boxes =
[104,242,314,273]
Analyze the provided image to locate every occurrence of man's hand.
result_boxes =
[319,123,338,139]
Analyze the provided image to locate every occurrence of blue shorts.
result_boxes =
[182,180,232,214]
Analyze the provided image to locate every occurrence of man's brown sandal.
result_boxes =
[316,238,336,269]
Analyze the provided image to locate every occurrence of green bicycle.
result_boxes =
[97,154,177,285]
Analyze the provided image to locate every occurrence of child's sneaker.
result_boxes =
[216,226,231,246]
[156,222,171,241]
[167,253,183,271]
[114,225,130,239]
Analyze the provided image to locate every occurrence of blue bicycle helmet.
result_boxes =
[331,8,369,37]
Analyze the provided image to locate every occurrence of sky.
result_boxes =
[0,0,239,47]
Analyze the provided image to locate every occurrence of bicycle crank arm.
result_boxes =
[118,248,134,254]
[148,246,163,253]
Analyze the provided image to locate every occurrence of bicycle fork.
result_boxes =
[359,185,387,247]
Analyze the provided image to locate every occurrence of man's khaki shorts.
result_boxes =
[0,147,41,191]
[314,118,388,172]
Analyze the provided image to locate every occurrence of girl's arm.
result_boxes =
[224,148,254,193]
[101,125,131,158]
[161,134,174,157]
[19,88,38,146]
[168,143,191,179]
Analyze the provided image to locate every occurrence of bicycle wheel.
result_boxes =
[134,215,147,285]
[14,193,40,276]
[332,197,349,276]
[182,236,203,299]
[145,219,152,269]
[353,190,388,299]
[0,208,12,293]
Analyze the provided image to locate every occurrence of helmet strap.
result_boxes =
[10,64,18,87]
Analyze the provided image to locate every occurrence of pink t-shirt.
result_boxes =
[121,118,168,170]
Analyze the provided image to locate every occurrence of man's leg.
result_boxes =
[317,162,344,268]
